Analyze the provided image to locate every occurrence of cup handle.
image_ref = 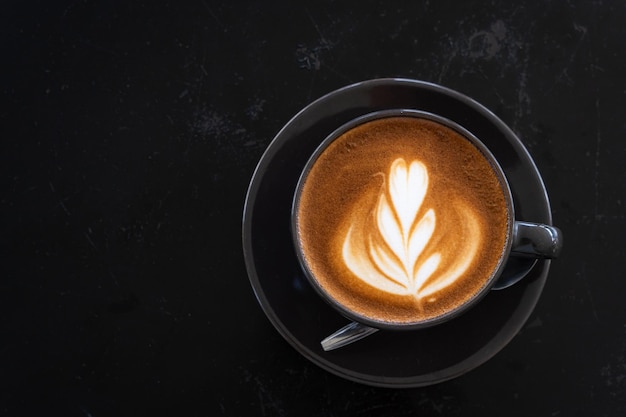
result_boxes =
[511,221,563,259]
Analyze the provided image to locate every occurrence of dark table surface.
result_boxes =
[2,1,625,416]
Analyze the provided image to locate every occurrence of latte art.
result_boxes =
[295,116,510,325]
[342,158,481,300]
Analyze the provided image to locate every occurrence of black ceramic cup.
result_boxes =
[291,109,562,331]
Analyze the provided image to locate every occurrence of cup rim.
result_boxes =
[291,109,515,331]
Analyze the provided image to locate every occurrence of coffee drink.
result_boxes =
[294,114,511,326]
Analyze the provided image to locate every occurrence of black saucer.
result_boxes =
[242,79,553,388]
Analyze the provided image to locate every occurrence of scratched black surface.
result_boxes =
[2,0,625,416]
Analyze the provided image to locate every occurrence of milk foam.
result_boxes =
[295,116,509,324]
[341,158,482,300]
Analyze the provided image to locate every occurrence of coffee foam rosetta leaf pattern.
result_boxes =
[342,158,482,300]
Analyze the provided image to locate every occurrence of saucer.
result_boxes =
[242,79,553,388]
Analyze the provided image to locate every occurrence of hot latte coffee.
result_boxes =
[294,114,511,326]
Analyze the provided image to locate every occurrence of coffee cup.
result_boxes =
[291,109,562,331]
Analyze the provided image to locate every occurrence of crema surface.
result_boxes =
[296,117,510,325]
